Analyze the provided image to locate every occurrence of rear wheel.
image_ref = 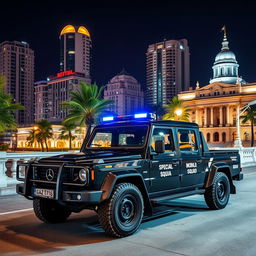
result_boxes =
[204,172,230,210]
[98,183,144,237]
[33,198,71,223]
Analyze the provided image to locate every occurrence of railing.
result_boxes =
[0,151,77,189]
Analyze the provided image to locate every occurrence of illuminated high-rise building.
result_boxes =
[146,39,190,109]
[0,40,34,125]
[59,25,91,80]
[46,70,90,123]
[34,80,49,122]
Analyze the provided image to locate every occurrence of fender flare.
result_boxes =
[205,164,236,194]
[100,171,153,216]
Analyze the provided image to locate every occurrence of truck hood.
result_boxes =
[37,151,142,165]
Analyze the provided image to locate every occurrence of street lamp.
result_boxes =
[175,108,183,117]
[236,100,256,148]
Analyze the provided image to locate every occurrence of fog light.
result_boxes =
[77,194,81,200]
[79,168,87,182]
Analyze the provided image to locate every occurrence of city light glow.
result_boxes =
[175,109,183,116]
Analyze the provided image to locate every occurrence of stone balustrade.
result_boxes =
[0,151,78,191]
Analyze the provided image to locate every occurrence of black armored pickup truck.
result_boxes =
[17,113,243,237]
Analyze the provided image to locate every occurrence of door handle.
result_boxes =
[196,160,203,164]
[172,161,180,165]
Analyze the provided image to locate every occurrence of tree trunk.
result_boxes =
[45,139,49,152]
[69,131,72,150]
[40,141,44,152]
[84,123,92,145]
[251,120,254,147]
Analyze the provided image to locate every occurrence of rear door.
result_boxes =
[176,128,206,187]
[148,127,181,192]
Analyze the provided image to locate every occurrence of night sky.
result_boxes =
[1,1,256,89]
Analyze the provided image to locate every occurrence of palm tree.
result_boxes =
[27,120,53,151]
[58,122,77,150]
[240,105,256,147]
[27,128,44,151]
[0,76,24,133]
[62,82,113,140]
[163,96,191,121]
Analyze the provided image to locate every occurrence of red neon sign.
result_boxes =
[56,70,75,78]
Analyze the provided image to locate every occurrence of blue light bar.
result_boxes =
[134,113,148,118]
[102,116,114,122]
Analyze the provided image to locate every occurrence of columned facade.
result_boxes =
[178,82,256,146]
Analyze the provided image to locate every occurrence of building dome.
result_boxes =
[60,25,90,37]
[210,27,243,84]
[215,50,237,63]
[110,69,138,84]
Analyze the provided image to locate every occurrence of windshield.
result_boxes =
[86,125,149,149]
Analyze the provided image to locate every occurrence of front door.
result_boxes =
[149,127,181,192]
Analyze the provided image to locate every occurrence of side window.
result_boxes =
[178,129,198,152]
[151,128,175,153]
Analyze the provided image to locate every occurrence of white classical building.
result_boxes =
[178,28,256,147]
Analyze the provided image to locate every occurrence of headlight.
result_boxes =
[79,168,88,182]
[17,164,28,180]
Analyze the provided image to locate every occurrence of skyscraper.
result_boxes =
[0,41,34,125]
[104,69,144,115]
[146,39,190,109]
[59,25,91,80]
[46,70,90,123]
[34,80,48,122]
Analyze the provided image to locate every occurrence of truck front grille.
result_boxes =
[33,166,59,182]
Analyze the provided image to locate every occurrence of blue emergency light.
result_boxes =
[101,113,155,122]
[102,116,114,122]
[134,113,148,118]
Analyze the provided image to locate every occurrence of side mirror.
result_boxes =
[155,138,165,154]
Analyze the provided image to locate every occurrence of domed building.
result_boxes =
[104,69,144,116]
[210,29,244,84]
[178,27,256,147]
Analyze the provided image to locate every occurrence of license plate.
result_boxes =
[34,188,54,199]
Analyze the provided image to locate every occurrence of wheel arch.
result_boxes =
[205,164,236,194]
[100,171,153,216]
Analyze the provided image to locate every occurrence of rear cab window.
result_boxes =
[178,129,198,153]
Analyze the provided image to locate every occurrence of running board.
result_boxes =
[151,189,205,204]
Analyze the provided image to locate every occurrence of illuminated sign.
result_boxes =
[56,70,75,78]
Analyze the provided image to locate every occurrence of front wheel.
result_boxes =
[98,183,144,237]
[204,172,230,210]
[33,198,71,223]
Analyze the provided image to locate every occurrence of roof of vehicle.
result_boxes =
[96,120,199,129]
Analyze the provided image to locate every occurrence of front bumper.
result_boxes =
[16,183,103,203]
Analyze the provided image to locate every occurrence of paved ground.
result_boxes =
[0,167,255,256]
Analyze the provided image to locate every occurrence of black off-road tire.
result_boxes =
[33,198,71,223]
[204,172,230,210]
[98,183,144,238]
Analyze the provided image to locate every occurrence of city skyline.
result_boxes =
[1,2,256,89]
